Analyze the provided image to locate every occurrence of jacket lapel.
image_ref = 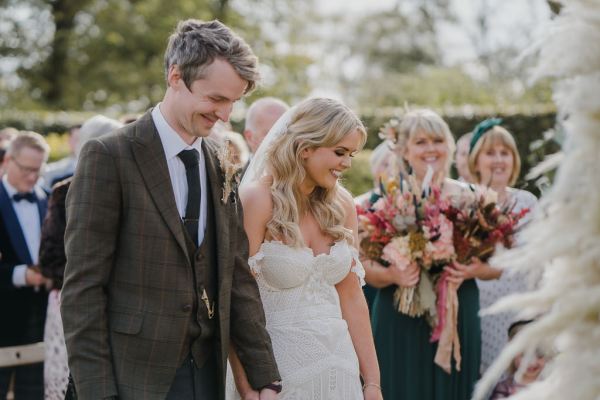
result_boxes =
[202,140,230,308]
[130,111,190,261]
[34,185,48,226]
[0,182,33,265]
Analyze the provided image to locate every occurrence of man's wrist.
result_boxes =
[260,381,282,394]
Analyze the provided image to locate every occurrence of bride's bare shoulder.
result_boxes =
[239,178,273,213]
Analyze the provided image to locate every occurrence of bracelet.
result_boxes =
[362,382,382,391]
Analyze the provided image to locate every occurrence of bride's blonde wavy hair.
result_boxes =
[264,98,367,248]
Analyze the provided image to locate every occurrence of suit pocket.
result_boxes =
[109,311,143,335]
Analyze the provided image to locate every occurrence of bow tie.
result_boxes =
[12,192,37,203]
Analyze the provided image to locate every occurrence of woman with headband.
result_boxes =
[466,119,538,373]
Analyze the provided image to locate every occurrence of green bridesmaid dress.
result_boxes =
[371,279,480,400]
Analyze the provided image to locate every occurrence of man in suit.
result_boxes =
[61,19,280,400]
[0,127,18,176]
[0,131,50,399]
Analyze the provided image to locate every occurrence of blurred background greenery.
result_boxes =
[0,0,561,195]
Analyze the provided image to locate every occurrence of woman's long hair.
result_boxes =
[264,98,367,247]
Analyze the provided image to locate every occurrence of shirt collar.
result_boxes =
[152,103,203,160]
[2,175,17,197]
[2,175,45,199]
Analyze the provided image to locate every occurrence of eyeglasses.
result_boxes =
[10,157,44,175]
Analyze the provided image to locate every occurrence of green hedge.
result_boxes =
[0,110,95,135]
[1,105,559,196]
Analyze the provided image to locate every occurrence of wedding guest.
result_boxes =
[38,115,123,400]
[228,97,382,400]
[455,132,474,183]
[243,97,289,155]
[355,141,400,311]
[61,19,280,400]
[467,119,538,373]
[489,320,546,399]
[366,109,490,400]
[42,124,81,190]
[0,131,50,400]
[0,127,18,176]
[354,141,399,206]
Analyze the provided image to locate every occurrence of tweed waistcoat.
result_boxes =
[183,180,218,367]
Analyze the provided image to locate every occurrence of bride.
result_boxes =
[227,97,382,400]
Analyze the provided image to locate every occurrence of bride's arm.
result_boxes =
[239,180,272,256]
[336,191,382,400]
[228,182,274,398]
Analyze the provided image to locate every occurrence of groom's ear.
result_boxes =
[167,64,183,88]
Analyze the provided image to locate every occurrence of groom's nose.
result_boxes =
[215,102,234,122]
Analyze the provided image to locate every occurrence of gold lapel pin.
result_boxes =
[201,288,215,319]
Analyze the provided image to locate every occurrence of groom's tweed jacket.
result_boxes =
[61,110,279,400]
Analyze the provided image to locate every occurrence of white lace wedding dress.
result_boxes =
[226,240,366,400]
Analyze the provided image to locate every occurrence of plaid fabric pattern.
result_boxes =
[61,111,279,400]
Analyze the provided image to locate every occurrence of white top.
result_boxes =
[478,187,538,373]
[2,176,43,287]
[152,104,208,245]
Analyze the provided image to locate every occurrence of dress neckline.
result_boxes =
[258,240,347,258]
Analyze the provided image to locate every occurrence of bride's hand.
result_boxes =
[258,387,279,400]
[240,388,260,400]
[363,384,383,400]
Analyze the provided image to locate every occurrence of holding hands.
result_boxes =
[25,265,51,290]
[238,387,279,400]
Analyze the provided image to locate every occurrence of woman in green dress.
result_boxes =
[364,109,490,400]
[355,142,402,312]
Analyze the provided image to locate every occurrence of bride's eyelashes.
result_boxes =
[334,148,357,158]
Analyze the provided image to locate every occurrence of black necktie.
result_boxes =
[12,192,37,203]
[177,149,201,246]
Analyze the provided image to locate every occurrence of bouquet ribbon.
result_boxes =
[431,270,461,373]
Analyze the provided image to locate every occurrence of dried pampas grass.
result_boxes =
[473,1,600,399]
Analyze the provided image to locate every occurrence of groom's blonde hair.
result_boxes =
[265,97,367,248]
[164,19,259,93]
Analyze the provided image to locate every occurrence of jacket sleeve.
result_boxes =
[228,194,281,389]
[61,139,121,399]
[0,259,17,290]
[39,181,69,290]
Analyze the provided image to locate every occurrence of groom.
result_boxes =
[61,19,280,400]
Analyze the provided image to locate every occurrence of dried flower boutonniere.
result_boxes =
[217,139,242,204]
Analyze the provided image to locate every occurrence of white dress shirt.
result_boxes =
[152,104,208,245]
[2,176,42,287]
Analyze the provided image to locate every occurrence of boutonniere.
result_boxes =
[217,139,242,204]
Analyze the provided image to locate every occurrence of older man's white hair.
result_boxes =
[76,115,123,157]
[244,97,289,153]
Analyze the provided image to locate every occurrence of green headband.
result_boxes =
[469,118,503,154]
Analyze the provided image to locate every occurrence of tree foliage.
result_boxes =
[0,0,316,111]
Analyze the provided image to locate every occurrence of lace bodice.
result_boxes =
[226,240,365,399]
[249,240,364,321]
